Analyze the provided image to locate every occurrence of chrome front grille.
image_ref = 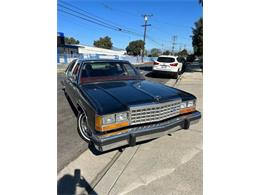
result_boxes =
[130,99,181,125]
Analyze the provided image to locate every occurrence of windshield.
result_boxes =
[80,61,142,83]
[157,57,175,63]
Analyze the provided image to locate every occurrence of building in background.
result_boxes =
[57,32,81,64]
[57,32,126,64]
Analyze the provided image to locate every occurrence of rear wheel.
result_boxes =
[77,112,92,143]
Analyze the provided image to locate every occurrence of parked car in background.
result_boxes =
[199,58,203,70]
[186,54,196,63]
[62,59,201,152]
[152,55,183,79]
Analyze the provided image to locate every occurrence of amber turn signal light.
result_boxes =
[180,107,196,114]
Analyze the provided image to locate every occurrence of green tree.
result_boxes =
[93,36,113,49]
[177,49,189,57]
[162,50,172,55]
[65,37,80,44]
[126,40,144,56]
[192,17,203,57]
[150,48,161,57]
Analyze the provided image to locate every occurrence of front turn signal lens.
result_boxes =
[180,106,196,114]
[95,116,103,130]
[101,121,129,131]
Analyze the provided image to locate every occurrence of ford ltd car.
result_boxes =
[62,59,201,152]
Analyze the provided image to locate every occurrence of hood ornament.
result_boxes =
[155,95,161,102]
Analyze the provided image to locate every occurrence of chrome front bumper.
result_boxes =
[92,111,201,152]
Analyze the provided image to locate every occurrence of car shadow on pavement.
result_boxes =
[137,66,153,72]
[57,169,97,195]
[145,72,173,79]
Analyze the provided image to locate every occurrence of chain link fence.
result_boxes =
[57,53,157,65]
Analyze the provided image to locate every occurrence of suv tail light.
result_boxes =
[170,63,178,66]
[154,61,159,65]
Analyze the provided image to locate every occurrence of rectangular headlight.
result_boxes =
[116,112,128,122]
[187,100,194,107]
[102,114,116,125]
[180,102,187,109]
[180,100,196,114]
[96,112,129,132]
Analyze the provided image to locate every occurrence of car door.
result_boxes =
[64,59,77,98]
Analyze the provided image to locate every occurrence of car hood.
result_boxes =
[79,80,195,115]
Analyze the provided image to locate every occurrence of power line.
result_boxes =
[60,1,120,28]
[58,3,120,30]
[58,8,119,31]
[58,1,143,37]
[58,1,166,49]
[100,2,191,29]
[146,35,163,46]
[98,2,191,48]
[57,7,142,37]
[99,2,193,51]
[150,25,192,46]
[58,8,164,47]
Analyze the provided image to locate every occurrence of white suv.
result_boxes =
[152,55,183,79]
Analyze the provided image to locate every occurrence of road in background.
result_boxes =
[57,64,176,171]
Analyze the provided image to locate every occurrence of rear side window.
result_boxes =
[72,63,80,75]
[66,60,76,75]
[157,57,175,63]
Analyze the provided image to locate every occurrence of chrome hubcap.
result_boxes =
[79,113,91,141]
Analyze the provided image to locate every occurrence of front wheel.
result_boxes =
[77,112,92,143]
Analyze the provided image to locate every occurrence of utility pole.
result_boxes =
[141,14,152,62]
[172,35,177,55]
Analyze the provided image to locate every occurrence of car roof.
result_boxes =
[158,55,178,58]
[79,59,130,63]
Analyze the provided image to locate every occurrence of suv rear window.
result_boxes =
[157,57,175,63]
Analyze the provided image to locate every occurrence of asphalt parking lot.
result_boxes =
[57,63,203,194]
